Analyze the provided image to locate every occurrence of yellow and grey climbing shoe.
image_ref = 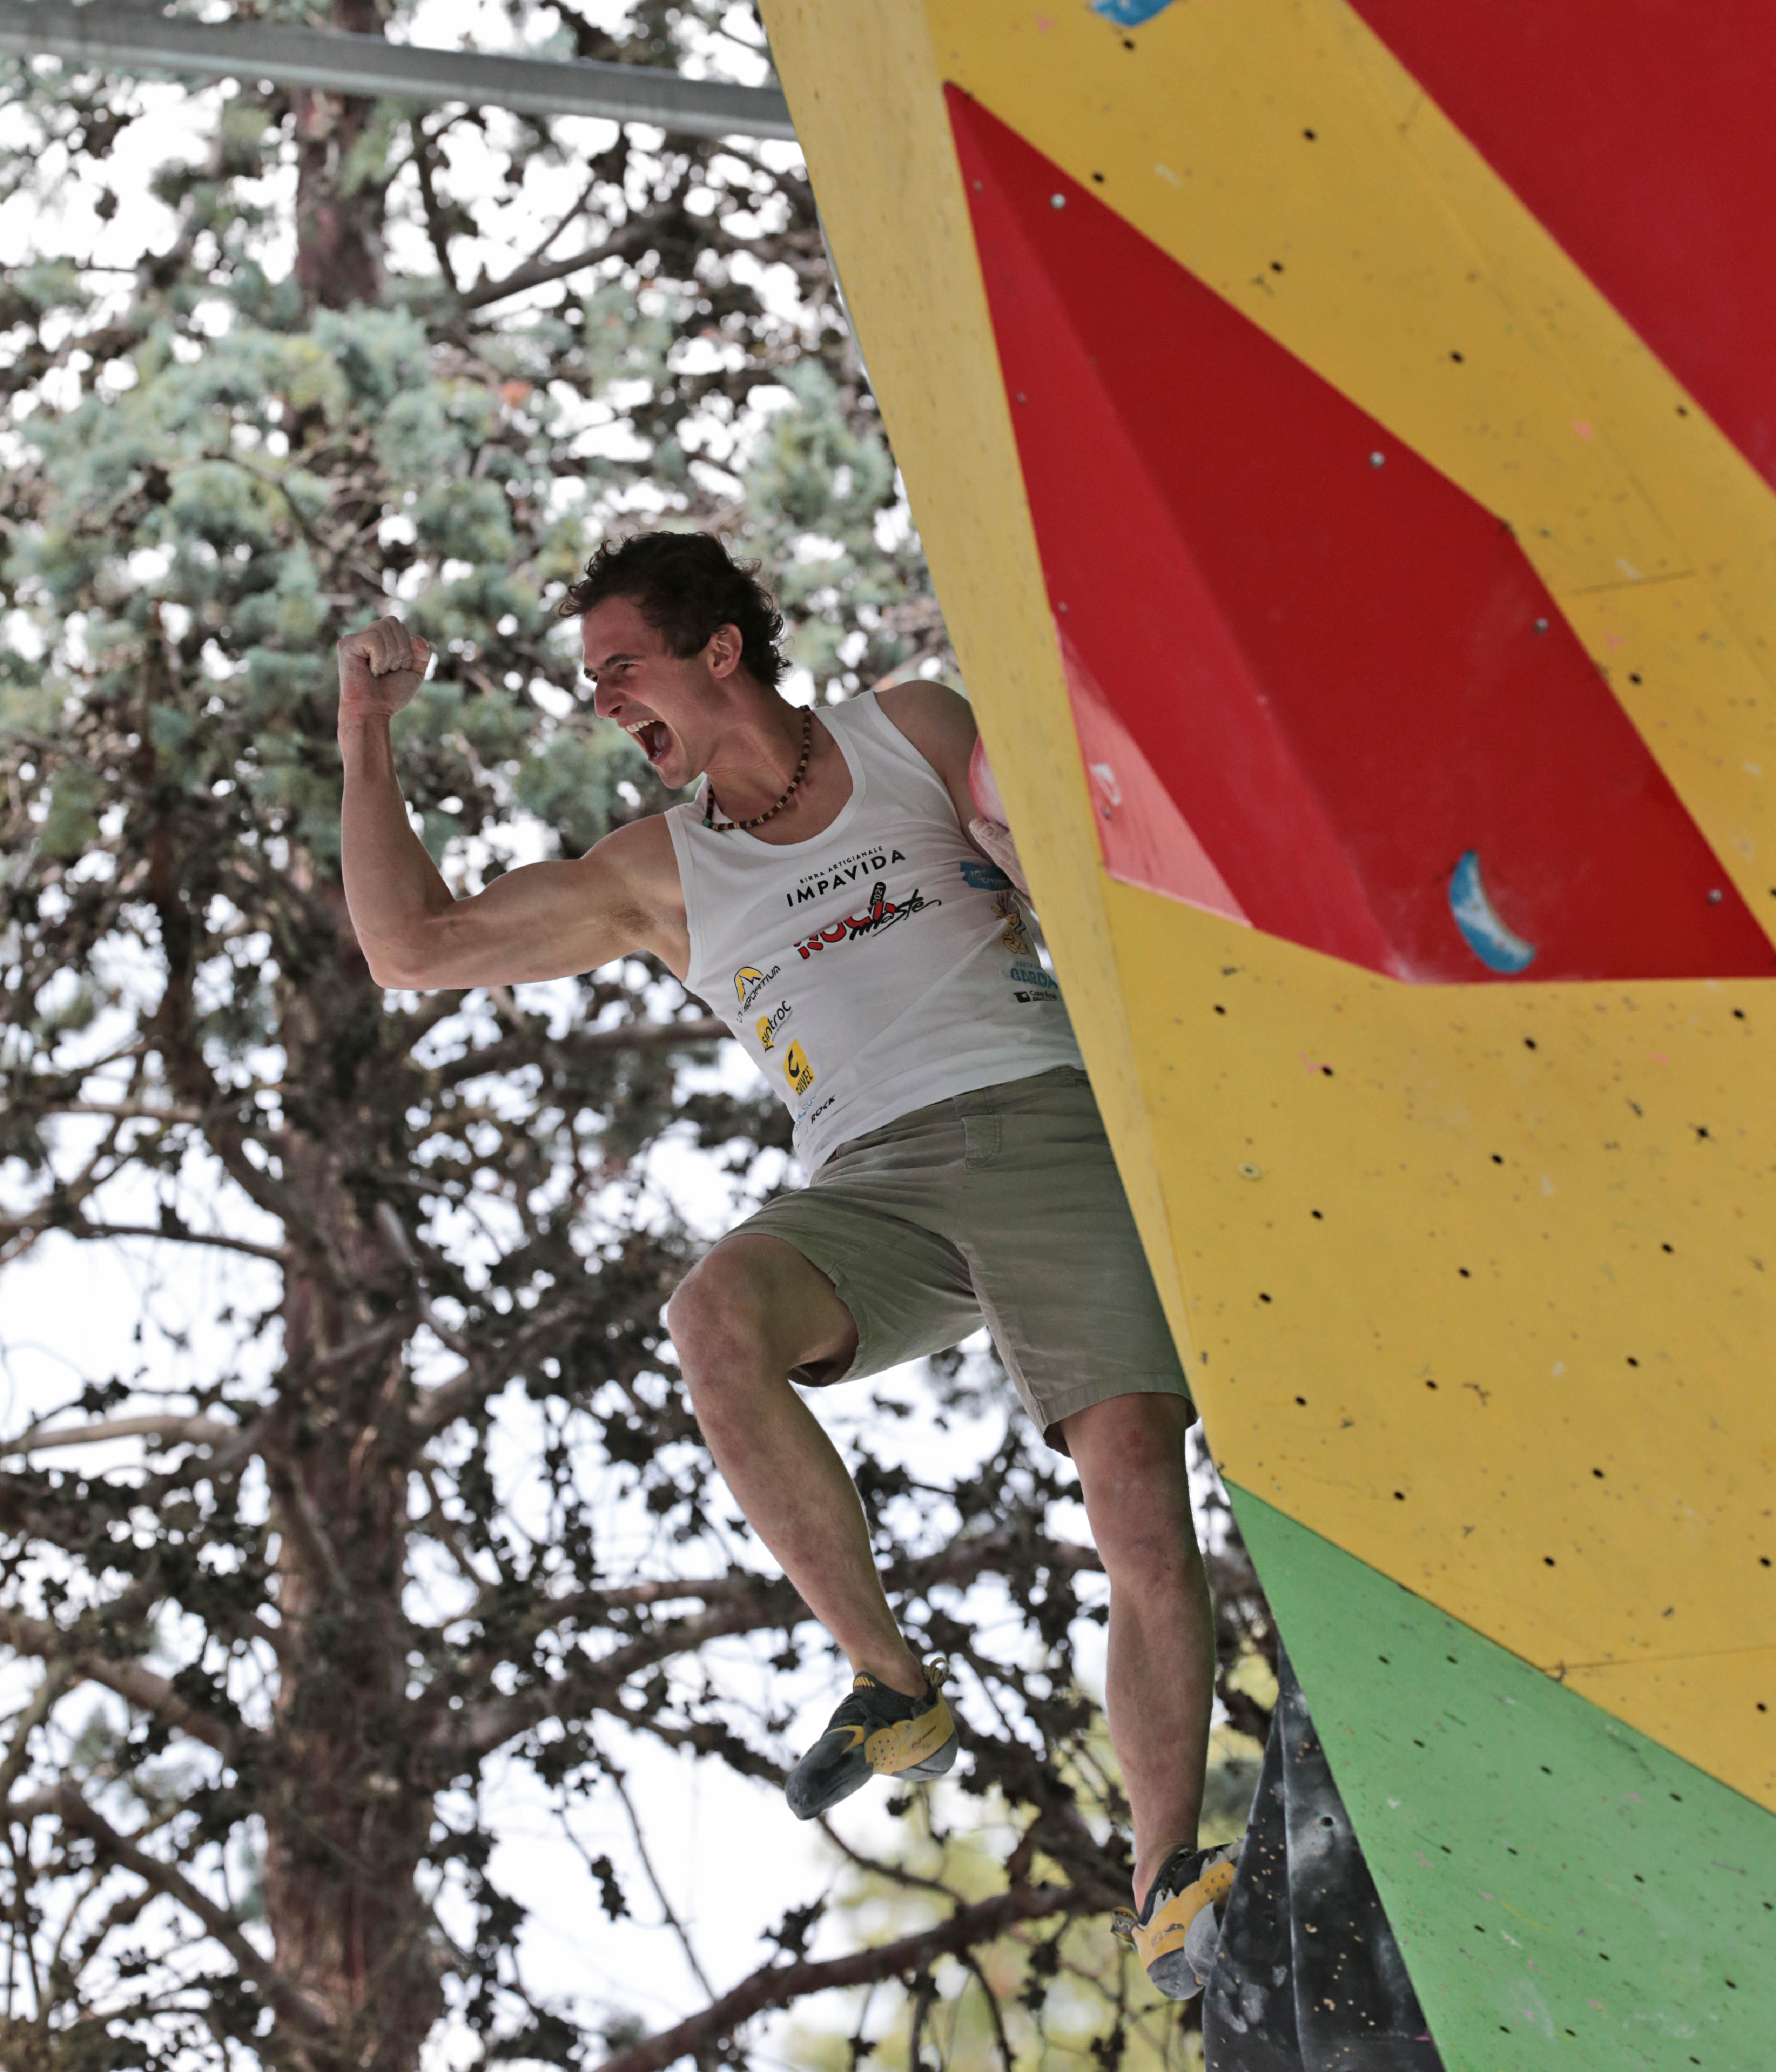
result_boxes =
[785,1657,956,1820]
[1112,1839,1240,2000]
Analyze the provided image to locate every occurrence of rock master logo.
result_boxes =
[793,880,940,960]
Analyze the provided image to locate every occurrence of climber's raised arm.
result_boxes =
[335,615,679,990]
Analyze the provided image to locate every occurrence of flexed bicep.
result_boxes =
[375,823,681,991]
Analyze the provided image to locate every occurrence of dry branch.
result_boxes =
[8,1785,331,2039]
[596,1882,1077,2072]
[0,1215,288,1264]
[1,1415,242,1458]
[0,1611,238,1755]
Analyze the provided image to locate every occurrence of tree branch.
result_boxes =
[8,1784,331,2037]
[461,221,653,313]
[373,1201,471,1356]
[407,116,461,296]
[960,1947,1017,2072]
[444,1580,807,1760]
[0,1659,74,1809]
[813,1816,958,1902]
[514,168,601,274]
[264,1459,350,1603]
[537,1533,1100,1632]
[607,1765,715,1999]
[300,1311,412,1384]
[0,1610,233,1755]
[1,1415,241,1459]
[430,1014,731,1093]
[0,1215,286,1264]
[407,1296,589,1436]
[445,1532,1104,1763]
[596,1883,1075,2072]
[39,1099,203,1124]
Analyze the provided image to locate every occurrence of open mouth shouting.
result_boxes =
[623,716,673,767]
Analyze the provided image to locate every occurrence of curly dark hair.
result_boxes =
[557,531,788,689]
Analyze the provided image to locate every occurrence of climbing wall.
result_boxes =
[757,2,1776,2063]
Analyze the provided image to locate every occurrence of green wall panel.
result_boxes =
[1228,1486,1776,2071]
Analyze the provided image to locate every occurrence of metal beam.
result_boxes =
[0,2,796,140]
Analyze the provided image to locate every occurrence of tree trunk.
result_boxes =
[259,970,441,2071]
[258,42,415,2037]
[293,0,386,311]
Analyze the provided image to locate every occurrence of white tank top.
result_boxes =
[666,692,1083,1170]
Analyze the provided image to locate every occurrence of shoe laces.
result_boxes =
[1137,1842,1208,1925]
[825,1657,947,1734]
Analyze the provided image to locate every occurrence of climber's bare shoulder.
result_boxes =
[875,680,977,830]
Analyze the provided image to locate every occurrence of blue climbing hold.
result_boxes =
[1448,850,1536,973]
[1090,0,1179,24]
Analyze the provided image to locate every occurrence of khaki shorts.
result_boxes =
[729,1065,1195,1451]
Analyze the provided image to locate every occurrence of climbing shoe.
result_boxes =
[785,1657,956,1820]
[1111,1839,1240,2000]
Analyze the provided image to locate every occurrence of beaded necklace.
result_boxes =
[703,710,814,833]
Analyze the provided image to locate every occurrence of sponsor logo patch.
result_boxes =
[734,963,780,1013]
[785,849,908,909]
[793,880,941,959]
[783,1040,816,1098]
[756,1000,792,1052]
[993,891,1034,956]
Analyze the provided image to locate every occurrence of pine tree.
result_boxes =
[0,9,1274,2068]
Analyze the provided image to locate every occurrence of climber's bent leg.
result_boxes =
[1063,1390,1216,1909]
[667,1233,926,1698]
[677,1069,1195,1825]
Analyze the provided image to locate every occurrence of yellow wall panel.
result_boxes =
[1105,864,1776,1806]
[1105,878,1774,1656]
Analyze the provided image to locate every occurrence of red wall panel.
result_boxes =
[951,90,1772,983]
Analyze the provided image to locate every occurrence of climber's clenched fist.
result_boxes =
[337,615,433,728]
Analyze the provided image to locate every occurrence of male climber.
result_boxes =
[336,531,1231,1999]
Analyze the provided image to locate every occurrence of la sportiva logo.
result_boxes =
[734,963,780,1012]
[793,880,940,959]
